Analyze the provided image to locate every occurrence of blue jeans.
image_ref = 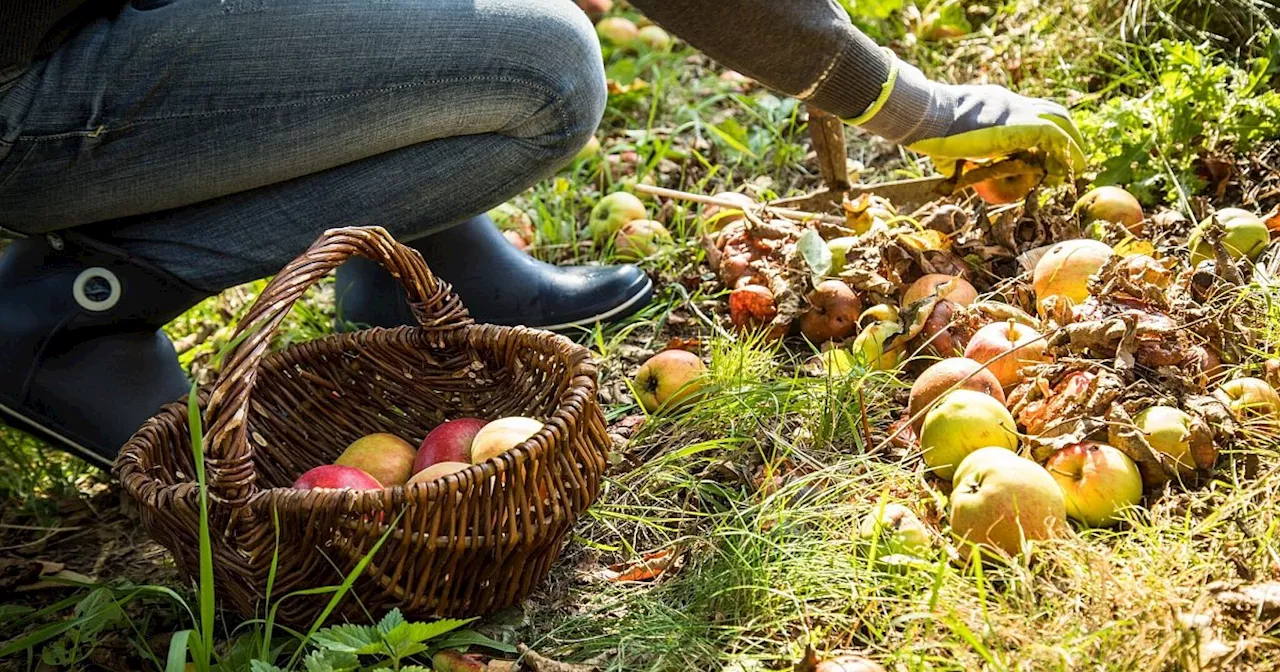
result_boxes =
[0,0,605,291]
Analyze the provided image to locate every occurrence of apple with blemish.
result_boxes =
[963,320,1050,390]
[950,447,1066,558]
[1189,208,1270,266]
[334,433,416,487]
[800,280,862,343]
[1032,239,1114,306]
[919,389,1019,481]
[414,418,488,473]
[1131,406,1204,477]
[908,358,1005,433]
[857,502,933,558]
[634,349,706,412]
[1078,186,1144,237]
[1217,377,1280,420]
[902,274,978,307]
[1044,442,1143,527]
[613,219,672,260]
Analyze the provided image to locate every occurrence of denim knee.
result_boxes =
[502,0,607,158]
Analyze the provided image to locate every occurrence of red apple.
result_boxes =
[414,418,488,474]
[574,0,612,20]
[902,274,978,307]
[1044,442,1143,527]
[971,170,1040,205]
[963,320,1050,390]
[293,464,382,490]
[634,349,706,412]
[334,433,416,487]
[729,284,779,333]
[908,358,1005,433]
[800,280,863,343]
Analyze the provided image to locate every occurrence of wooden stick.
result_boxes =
[633,184,845,224]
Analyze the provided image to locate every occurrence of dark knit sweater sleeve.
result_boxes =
[627,0,893,119]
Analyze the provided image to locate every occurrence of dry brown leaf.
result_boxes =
[516,645,599,672]
[601,548,677,582]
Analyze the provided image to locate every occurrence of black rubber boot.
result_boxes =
[335,215,654,332]
[0,233,209,467]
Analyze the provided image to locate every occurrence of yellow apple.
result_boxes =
[334,433,416,487]
[470,417,544,464]
[1032,239,1114,306]
[1044,442,1143,527]
[950,447,1066,559]
[919,389,1019,481]
[634,349,706,412]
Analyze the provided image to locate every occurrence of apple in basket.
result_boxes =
[414,418,489,473]
[470,416,545,464]
[292,464,382,490]
[333,432,417,487]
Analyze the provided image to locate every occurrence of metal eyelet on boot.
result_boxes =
[73,267,122,312]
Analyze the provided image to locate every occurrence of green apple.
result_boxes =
[613,219,672,260]
[589,191,647,244]
[1217,377,1280,420]
[850,321,903,371]
[858,502,933,558]
[1132,406,1199,477]
[636,25,672,50]
[1077,186,1144,238]
[919,389,1019,481]
[1189,208,1270,266]
[1044,442,1143,527]
[634,349,706,412]
[950,447,1066,559]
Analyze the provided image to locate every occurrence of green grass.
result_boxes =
[5,0,1280,669]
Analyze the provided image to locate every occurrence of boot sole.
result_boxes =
[0,398,115,469]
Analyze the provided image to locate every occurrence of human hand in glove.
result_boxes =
[852,57,1085,183]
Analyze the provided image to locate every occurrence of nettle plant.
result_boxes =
[1080,39,1280,205]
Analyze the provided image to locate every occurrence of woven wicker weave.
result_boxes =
[115,226,610,626]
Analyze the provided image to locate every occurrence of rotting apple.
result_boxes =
[908,358,1005,433]
[589,191,647,244]
[594,17,639,45]
[470,416,544,464]
[415,418,488,474]
[800,280,863,343]
[1217,377,1280,420]
[963,320,1050,390]
[334,433,416,487]
[902,274,978,307]
[1131,406,1203,478]
[488,202,536,251]
[914,298,969,358]
[293,464,383,490]
[634,349,707,412]
[1116,254,1172,289]
[919,389,1019,481]
[613,219,672,260]
[406,461,471,487]
[950,446,1066,559]
[1077,186,1144,237]
[432,650,488,672]
[850,320,904,371]
[1031,239,1114,306]
[857,502,933,558]
[1189,208,1270,266]
[636,25,672,50]
[729,284,778,333]
[1044,442,1143,527]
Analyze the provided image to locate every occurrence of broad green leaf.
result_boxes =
[311,624,381,654]
[303,649,360,672]
[249,660,286,672]
[383,618,474,658]
[798,229,833,281]
[376,608,406,636]
[708,119,756,158]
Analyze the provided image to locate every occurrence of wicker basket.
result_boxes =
[115,226,610,626]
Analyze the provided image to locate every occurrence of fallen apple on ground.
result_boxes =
[800,280,862,343]
[595,17,639,45]
[589,191,647,244]
[1189,208,1270,266]
[406,461,471,486]
[293,464,383,491]
[703,191,754,232]
[729,284,779,334]
[636,25,672,50]
[489,202,536,251]
[857,502,933,558]
[1032,239,1114,306]
[574,135,601,161]
[613,219,671,260]
[970,169,1040,205]
[574,0,612,20]
[1044,442,1143,527]
[826,236,858,274]
[1217,377,1280,420]
[914,298,969,358]
[919,389,1019,480]
[634,349,707,412]
[334,433,416,487]
[1132,406,1201,477]
[950,447,1066,559]
[470,417,545,464]
[908,357,1005,432]
[963,319,1050,390]
[902,274,978,307]
[1078,186,1144,237]
[415,418,488,473]
[850,320,903,371]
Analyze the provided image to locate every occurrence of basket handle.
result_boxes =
[202,226,472,508]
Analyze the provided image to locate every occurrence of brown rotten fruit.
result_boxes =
[800,280,862,343]
[902,274,978,307]
[913,298,970,358]
[729,284,778,332]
